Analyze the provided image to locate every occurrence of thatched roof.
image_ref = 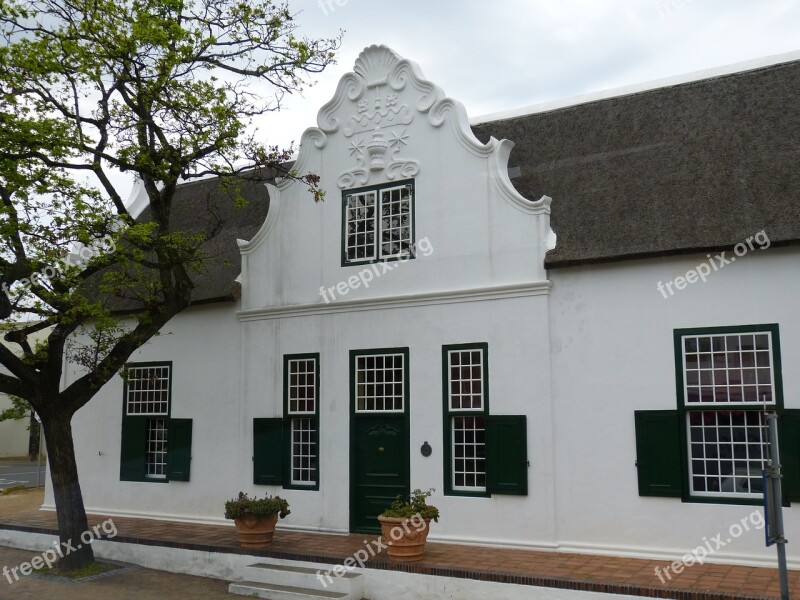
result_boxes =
[472,58,800,268]
[132,56,800,306]
[103,176,269,310]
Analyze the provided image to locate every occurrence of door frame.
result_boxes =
[349,347,411,533]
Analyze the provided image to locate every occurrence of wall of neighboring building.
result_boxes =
[548,245,800,567]
[0,392,31,458]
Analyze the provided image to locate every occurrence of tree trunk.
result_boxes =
[41,410,95,571]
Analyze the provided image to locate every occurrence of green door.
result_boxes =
[350,415,409,533]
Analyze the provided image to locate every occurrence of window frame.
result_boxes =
[674,324,784,505]
[352,350,408,414]
[341,179,415,266]
[121,361,173,484]
[283,353,320,491]
[442,343,490,497]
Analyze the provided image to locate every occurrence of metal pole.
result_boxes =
[36,420,42,488]
[767,413,790,600]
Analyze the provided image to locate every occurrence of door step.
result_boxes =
[229,562,364,599]
[228,581,349,599]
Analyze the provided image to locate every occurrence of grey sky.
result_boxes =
[249,0,800,152]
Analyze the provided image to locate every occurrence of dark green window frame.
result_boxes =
[635,324,794,505]
[441,344,529,498]
[120,361,192,483]
[283,353,320,491]
[341,179,415,267]
[253,354,321,490]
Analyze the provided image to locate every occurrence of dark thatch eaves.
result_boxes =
[98,175,269,310]
[472,58,800,268]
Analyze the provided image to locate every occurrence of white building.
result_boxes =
[53,46,800,568]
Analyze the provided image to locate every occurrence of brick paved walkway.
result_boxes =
[1,508,798,599]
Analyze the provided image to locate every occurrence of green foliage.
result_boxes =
[224,492,290,520]
[0,0,338,571]
[380,488,440,522]
[0,395,30,423]
[0,0,340,398]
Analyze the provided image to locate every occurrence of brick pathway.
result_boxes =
[1,508,798,599]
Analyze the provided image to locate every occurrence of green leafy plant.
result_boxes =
[224,492,290,521]
[380,488,439,522]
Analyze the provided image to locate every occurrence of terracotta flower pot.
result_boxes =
[377,515,431,561]
[234,512,279,548]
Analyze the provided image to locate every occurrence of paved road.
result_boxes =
[0,463,47,491]
[0,546,234,599]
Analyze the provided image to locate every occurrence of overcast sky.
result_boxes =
[246,0,800,154]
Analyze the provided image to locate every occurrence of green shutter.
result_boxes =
[254,418,284,485]
[486,415,528,495]
[120,416,148,482]
[779,410,800,502]
[634,410,683,497]
[166,419,193,482]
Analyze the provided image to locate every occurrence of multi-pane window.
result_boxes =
[444,345,488,493]
[344,181,413,264]
[285,355,319,487]
[681,329,777,499]
[124,364,171,479]
[125,365,170,415]
[354,353,405,413]
[145,419,168,479]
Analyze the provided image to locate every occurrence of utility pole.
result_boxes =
[765,413,790,600]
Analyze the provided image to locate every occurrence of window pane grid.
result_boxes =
[379,185,412,258]
[448,350,484,411]
[291,417,317,485]
[683,332,774,405]
[288,358,317,415]
[687,410,769,497]
[345,192,376,262]
[452,416,486,491]
[146,418,168,478]
[355,353,404,413]
[126,366,170,416]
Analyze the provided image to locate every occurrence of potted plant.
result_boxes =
[377,488,439,561]
[224,492,290,548]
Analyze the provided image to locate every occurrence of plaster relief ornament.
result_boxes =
[336,47,421,188]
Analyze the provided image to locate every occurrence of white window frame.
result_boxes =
[445,345,488,494]
[353,352,406,414]
[680,329,777,500]
[285,355,319,488]
[343,181,414,265]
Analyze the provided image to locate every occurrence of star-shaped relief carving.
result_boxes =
[388,128,409,148]
[357,100,368,113]
[385,94,398,107]
[349,139,365,156]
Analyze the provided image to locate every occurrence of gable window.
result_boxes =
[342,180,414,265]
[442,344,528,497]
[634,324,800,504]
[120,362,193,483]
[253,353,320,490]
